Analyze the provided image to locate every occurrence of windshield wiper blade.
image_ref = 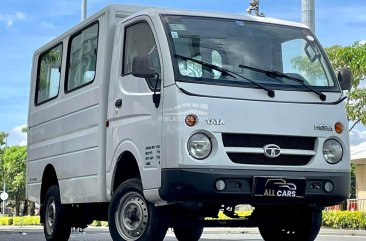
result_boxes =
[175,54,275,98]
[239,64,326,101]
[267,70,327,101]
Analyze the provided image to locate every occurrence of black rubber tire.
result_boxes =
[43,185,71,241]
[258,207,322,241]
[174,226,204,241]
[108,178,168,241]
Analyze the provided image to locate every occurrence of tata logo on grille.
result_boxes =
[263,144,281,158]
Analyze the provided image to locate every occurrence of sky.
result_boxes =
[0,0,365,146]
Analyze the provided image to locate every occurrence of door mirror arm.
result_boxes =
[152,73,160,108]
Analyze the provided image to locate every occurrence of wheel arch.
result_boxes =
[112,151,141,193]
[40,164,59,223]
[108,140,162,202]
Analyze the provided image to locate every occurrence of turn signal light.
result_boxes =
[185,115,198,127]
[335,122,344,134]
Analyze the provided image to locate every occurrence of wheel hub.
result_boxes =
[127,206,139,222]
[116,192,149,240]
[45,198,56,235]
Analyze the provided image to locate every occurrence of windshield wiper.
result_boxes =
[238,64,326,101]
[175,54,275,98]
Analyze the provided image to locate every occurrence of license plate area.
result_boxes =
[253,177,306,198]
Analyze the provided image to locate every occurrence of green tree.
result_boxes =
[325,42,366,129]
[21,126,27,133]
[0,132,8,147]
[2,145,27,216]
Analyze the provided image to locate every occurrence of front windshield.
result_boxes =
[163,15,338,91]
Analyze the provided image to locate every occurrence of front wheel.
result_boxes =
[258,207,322,241]
[43,185,71,241]
[108,178,168,241]
[174,226,203,241]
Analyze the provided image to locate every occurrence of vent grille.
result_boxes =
[222,133,316,166]
[222,133,315,150]
[227,153,312,166]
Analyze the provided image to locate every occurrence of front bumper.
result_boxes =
[159,168,350,206]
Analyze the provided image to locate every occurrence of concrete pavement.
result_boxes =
[0,226,365,237]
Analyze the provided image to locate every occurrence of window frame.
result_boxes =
[121,21,159,75]
[65,21,99,94]
[35,42,63,106]
[121,20,162,91]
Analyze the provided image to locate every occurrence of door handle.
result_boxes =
[115,99,122,108]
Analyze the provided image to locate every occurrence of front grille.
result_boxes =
[222,133,316,150]
[222,133,316,166]
[227,153,312,166]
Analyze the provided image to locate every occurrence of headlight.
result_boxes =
[188,133,212,160]
[323,139,343,164]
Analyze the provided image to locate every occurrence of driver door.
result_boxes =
[106,18,163,191]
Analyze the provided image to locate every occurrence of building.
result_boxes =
[351,142,366,211]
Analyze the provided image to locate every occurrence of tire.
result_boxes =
[258,207,322,241]
[174,226,204,241]
[43,185,71,241]
[108,178,168,241]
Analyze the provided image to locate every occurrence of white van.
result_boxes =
[27,4,352,241]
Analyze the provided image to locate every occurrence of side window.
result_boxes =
[35,44,63,105]
[66,23,98,92]
[123,22,161,90]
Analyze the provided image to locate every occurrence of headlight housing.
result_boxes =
[323,139,343,164]
[188,133,212,160]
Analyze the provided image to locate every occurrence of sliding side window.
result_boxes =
[66,23,99,92]
[35,44,63,105]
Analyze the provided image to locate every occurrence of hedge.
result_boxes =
[322,211,366,229]
[0,211,365,230]
[0,217,13,225]
[0,216,40,226]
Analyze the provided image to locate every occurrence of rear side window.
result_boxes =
[66,23,98,92]
[35,44,63,105]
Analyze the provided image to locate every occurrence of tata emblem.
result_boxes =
[205,119,225,125]
[263,144,281,158]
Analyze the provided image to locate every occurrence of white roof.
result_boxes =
[112,4,308,29]
[34,4,309,56]
[351,142,366,164]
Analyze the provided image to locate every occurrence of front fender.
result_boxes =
[106,139,162,201]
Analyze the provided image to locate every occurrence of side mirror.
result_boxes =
[337,67,353,91]
[132,55,156,79]
[132,54,161,108]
